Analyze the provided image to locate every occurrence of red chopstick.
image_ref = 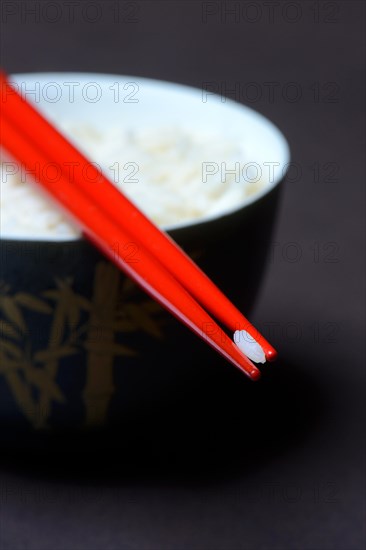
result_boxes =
[1,72,277,377]
[1,109,260,380]
[0,72,276,361]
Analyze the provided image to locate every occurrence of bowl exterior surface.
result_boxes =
[0,185,280,432]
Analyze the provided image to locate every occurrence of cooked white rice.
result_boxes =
[0,124,265,239]
[234,330,266,364]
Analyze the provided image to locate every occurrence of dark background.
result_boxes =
[0,1,365,549]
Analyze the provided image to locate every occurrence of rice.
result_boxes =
[0,124,266,239]
[234,330,266,364]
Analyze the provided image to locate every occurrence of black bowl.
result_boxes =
[0,73,289,435]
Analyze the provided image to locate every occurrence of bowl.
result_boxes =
[0,73,290,434]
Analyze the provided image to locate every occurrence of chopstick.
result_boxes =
[1,110,261,380]
[0,73,276,361]
[0,110,261,380]
[1,75,274,378]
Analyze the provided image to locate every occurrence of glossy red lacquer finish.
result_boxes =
[0,72,277,377]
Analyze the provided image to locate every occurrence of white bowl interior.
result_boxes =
[2,73,290,241]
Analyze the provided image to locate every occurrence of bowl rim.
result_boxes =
[1,72,291,243]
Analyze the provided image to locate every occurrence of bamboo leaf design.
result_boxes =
[0,351,20,373]
[75,295,92,311]
[0,338,23,359]
[66,303,80,329]
[34,346,77,363]
[14,293,53,314]
[0,320,21,340]
[24,367,65,403]
[44,289,91,310]
[0,256,167,429]
[42,290,61,300]
[0,296,26,332]
[0,278,87,427]
[124,303,163,339]
[36,289,67,428]
[63,286,82,328]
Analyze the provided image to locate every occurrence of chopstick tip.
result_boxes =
[249,366,261,381]
[265,348,277,362]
